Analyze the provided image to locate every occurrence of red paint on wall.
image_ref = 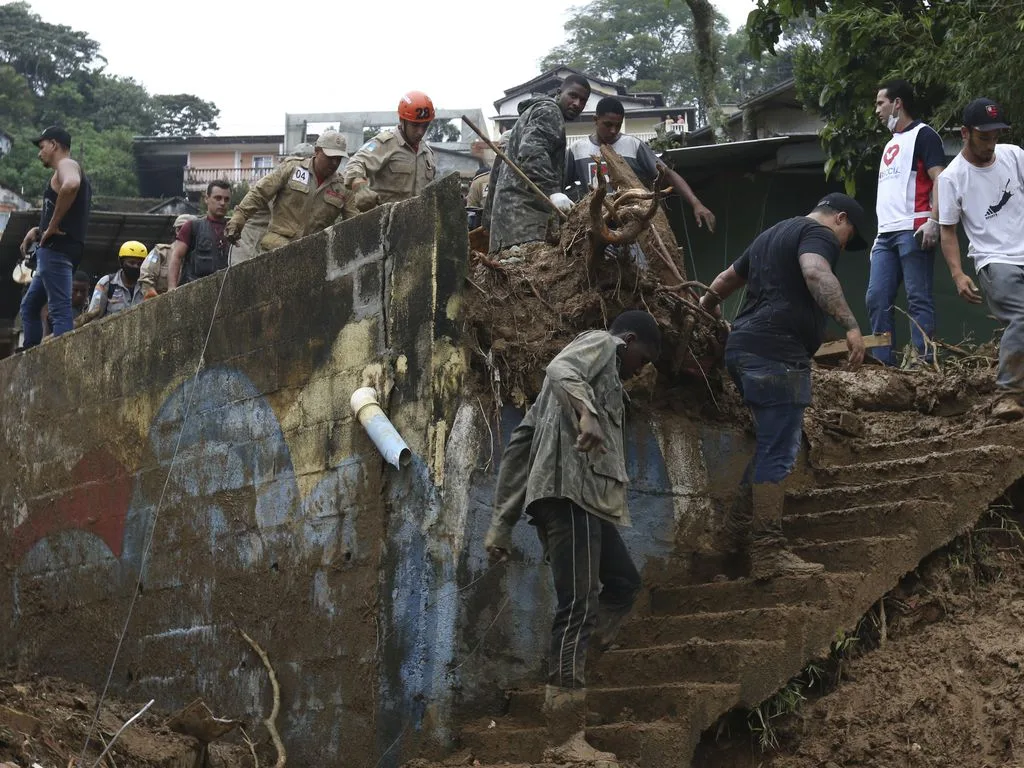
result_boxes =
[13,449,132,561]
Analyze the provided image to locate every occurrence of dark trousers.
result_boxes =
[530,498,641,689]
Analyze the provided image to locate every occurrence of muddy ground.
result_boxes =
[695,502,1024,768]
[0,676,255,767]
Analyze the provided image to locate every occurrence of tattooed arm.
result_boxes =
[798,251,865,366]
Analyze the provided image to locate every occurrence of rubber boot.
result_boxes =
[723,484,754,553]
[749,482,824,581]
[542,686,618,763]
[591,604,632,653]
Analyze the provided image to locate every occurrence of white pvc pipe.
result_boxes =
[350,387,412,469]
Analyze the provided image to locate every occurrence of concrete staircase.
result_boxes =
[457,422,1024,767]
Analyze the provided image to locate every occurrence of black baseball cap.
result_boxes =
[816,192,873,251]
[962,98,1010,131]
[32,125,71,149]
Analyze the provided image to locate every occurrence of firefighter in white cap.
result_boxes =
[226,130,357,254]
[344,91,438,211]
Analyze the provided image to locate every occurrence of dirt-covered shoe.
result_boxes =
[543,685,587,746]
[750,545,824,580]
[991,395,1024,422]
[543,730,620,766]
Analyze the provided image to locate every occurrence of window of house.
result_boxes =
[252,155,274,169]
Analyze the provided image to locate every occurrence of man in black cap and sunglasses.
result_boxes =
[19,125,92,348]
[700,193,871,579]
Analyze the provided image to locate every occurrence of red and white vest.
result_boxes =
[876,122,933,234]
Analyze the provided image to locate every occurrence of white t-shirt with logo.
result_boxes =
[938,144,1024,270]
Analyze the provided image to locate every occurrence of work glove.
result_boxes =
[353,184,381,213]
[549,192,573,214]
[914,218,939,250]
[225,215,244,244]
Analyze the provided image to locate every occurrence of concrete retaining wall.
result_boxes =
[0,172,752,766]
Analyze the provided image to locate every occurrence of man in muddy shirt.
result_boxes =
[485,311,660,758]
[701,193,870,580]
[485,74,591,253]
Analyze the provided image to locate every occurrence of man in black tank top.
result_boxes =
[19,126,92,348]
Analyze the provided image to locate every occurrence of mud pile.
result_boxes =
[463,147,725,407]
[0,675,254,767]
[696,505,1024,768]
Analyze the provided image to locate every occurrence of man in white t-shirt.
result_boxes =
[564,96,716,232]
[868,79,946,366]
[938,98,1024,420]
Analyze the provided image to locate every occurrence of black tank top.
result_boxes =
[38,167,92,257]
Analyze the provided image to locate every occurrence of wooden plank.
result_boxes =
[815,332,891,358]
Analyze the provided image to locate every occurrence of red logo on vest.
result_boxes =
[883,144,900,166]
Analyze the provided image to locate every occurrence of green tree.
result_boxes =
[0,64,33,125]
[426,118,460,143]
[0,1,104,94]
[151,93,220,136]
[540,0,730,106]
[746,0,1024,189]
[90,75,156,134]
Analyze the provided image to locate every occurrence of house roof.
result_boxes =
[500,66,624,100]
[737,78,798,110]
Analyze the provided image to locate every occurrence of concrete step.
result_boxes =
[507,681,739,726]
[593,639,784,687]
[462,719,697,767]
[785,471,994,515]
[832,424,1023,466]
[818,445,1017,486]
[649,572,862,615]
[791,535,910,573]
[784,500,950,541]
[617,606,827,648]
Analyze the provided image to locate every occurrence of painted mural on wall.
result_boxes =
[4,369,747,767]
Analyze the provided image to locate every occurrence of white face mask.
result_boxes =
[887,105,901,132]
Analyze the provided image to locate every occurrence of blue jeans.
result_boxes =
[726,350,811,484]
[20,246,75,348]
[865,230,935,365]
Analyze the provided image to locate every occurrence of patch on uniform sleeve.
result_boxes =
[144,253,157,265]
[291,166,310,184]
[363,141,377,152]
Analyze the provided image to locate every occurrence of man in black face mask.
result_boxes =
[77,240,147,327]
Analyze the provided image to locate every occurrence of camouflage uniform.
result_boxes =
[486,97,567,253]
[344,128,436,205]
[232,143,315,265]
[228,156,357,254]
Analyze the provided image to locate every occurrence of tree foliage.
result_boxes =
[540,0,806,129]
[427,118,460,143]
[0,2,220,199]
[746,0,1024,189]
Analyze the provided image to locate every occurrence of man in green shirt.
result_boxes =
[485,310,662,756]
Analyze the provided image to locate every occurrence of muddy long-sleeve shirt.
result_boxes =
[485,331,630,552]
[485,96,567,253]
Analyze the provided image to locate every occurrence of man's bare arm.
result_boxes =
[940,223,982,303]
[41,158,82,244]
[699,265,745,313]
[167,240,188,290]
[798,252,858,329]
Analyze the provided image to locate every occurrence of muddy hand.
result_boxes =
[575,411,606,453]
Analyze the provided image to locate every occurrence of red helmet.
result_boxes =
[398,91,435,123]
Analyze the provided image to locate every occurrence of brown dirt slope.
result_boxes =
[696,522,1024,768]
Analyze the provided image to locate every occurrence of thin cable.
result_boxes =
[77,259,233,766]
